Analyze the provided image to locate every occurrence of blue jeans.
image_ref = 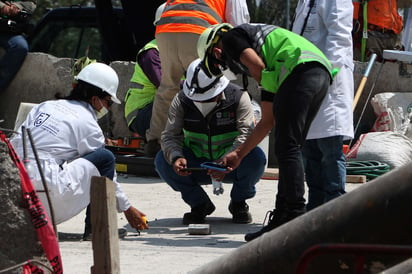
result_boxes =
[273,62,330,216]
[82,147,116,180]
[303,136,346,210]
[0,34,28,91]
[155,146,266,208]
[81,147,116,229]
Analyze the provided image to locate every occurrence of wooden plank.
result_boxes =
[90,176,120,274]
[262,168,279,180]
[262,168,367,184]
[346,174,367,184]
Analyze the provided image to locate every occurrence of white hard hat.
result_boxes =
[183,58,229,102]
[197,23,233,76]
[154,2,166,26]
[75,62,121,104]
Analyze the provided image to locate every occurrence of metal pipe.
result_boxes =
[26,128,57,233]
[191,163,412,274]
[382,258,412,273]
[353,53,377,112]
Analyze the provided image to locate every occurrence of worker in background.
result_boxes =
[144,0,250,157]
[11,63,148,241]
[155,58,266,225]
[197,23,336,241]
[0,0,36,91]
[352,0,403,61]
[291,0,354,211]
[124,5,164,138]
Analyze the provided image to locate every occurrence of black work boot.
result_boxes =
[182,201,216,225]
[228,200,252,224]
[244,208,305,242]
[82,204,128,241]
[82,225,92,241]
[244,209,286,242]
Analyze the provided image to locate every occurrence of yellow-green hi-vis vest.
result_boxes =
[124,39,158,127]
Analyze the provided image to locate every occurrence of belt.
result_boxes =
[368,24,394,34]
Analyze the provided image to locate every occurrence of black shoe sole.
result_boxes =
[182,202,216,225]
[232,212,252,224]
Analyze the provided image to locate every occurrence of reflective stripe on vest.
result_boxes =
[183,129,239,160]
[179,86,241,160]
[156,0,225,35]
[124,39,158,126]
[242,25,334,93]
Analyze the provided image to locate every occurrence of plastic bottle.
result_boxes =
[211,177,224,195]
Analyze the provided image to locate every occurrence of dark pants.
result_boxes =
[155,146,266,209]
[82,148,116,230]
[273,62,330,216]
[129,102,153,138]
[303,136,346,210]
[0,34,28,91]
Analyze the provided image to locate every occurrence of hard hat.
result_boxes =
[75,62,121,104]
[72,56,96,85]
[183,58,229,102]
[197,23,233,76]
[154,2,166,26]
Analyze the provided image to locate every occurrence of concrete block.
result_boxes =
[188,224,211,235]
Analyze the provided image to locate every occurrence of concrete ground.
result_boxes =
[56,173,362,274]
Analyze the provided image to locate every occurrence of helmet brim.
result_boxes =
[111,96,121,104]
[183,75,229,102]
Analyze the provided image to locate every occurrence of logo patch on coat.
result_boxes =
[216,111,235,126]
[34,113,50,127]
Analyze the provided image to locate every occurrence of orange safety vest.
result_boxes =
[155,0,226,35]
[353,0,403,34]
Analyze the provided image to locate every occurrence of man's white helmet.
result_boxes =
[75,62,121,104]
[183,58,229,102]
[154,2,166,26]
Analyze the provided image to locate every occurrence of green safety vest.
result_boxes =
[124,39,158,127]
[237,24,336,93]
[179,85,242,160]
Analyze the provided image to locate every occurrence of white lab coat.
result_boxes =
[11,99,130,224]
[292,0,354,140]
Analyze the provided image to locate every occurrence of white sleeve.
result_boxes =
[320,0,354,69]
[225,0,250,26]
[113,171,131,212]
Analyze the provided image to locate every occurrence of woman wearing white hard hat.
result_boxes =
[11,62,148,240]
[155,58,266,225]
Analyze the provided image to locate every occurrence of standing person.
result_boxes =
[352,0,403,61]
[124,38,160,138]
[197,23,336,241]
[291,0,354,210]
[124,4,165,137]
[144,0,250,157]
[155,58,266,224]
[11,63,148,240]
[0,0,35,91]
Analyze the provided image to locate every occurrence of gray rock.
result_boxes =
[0,139,46,273]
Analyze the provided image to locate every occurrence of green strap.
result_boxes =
[361,1,368,62]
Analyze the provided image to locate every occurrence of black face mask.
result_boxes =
[204,54,225,77]
[221,52,250,76]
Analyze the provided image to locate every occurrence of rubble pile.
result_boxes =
[0,140,45,273]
